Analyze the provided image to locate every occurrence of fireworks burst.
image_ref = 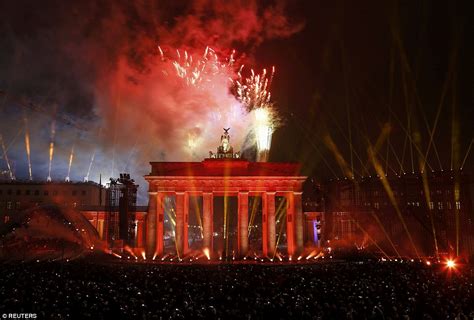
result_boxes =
[234,66,278,161]
[160,45,235,88]
[235,66,275,111]
[253,107,274,161]
[158,45,279,160]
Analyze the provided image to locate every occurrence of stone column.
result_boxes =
[155,192,165,257]
[237,192,249,257]
[286,192,295,257]
[262,193,268,256]
[262,192,276,257]
[266,192,276,257]
[175,192,190,257]
[146,192,157,257]
[136,219,144,248]
[202,192,214,251]
[183,192,190,254]
[294,192,304,254]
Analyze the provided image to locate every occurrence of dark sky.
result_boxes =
[0,0,472,200]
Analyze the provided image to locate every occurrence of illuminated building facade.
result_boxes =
[0,179,147,248]
[323,171,474,257]
[144,131,307,259]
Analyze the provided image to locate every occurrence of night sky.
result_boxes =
[0,0,472,202]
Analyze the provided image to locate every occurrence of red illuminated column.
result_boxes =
[202,192,214,251]
[136,218,144,248]
[286,192,295,257]
[262,193,268,256]
[237,192,249,257]
[175,192,189,257]
[183,192,190,254]
[294,192,304,254]
[155,192,165,257]
[266,192,276,257]
[146,192,157,257]
[262,192,276,257]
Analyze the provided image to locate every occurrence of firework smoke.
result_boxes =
[0,0,302,202]
[152,46,280,161]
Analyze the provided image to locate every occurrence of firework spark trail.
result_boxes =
[23,116,32,180]
[163,45,235,88]
[234,67,278,161]
[235,67,274,111]
[0,134,14,180]
[47,121,56,182]
[65,144,75,182]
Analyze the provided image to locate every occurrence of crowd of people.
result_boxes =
[0,259,473,319]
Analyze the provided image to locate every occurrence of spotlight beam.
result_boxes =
[368,143,420,258]
[460,138,473,170]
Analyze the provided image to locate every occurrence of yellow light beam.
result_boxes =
[323,134,356,179]
[413,131,440,258]
[368,144,420,258]
[371,211,401,258]
[460,138,473,170]
[353,219,390,259]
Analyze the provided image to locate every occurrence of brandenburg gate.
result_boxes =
[145,130,306,259]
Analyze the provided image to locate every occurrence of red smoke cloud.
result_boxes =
[0,0,303,201]
[88,0,304,165]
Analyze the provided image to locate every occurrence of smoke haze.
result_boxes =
[0,0,303,202]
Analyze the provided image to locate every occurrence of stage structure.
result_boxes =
[145,129,306,259]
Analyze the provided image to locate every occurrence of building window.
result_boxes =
[44,190,49,196]
[447,202,452,210]
[374,202,379,209]
[34,190,39,196]
[82,190,86,196]
[429,202,434,210]
[4,216,9,223]
[73,202,77,208]
[455,201,461,210]
[7,190,12,195]
[25,190,31,195]
[6,201,12,210]
[438,202,443,210]
[15,202,20,209]
[0,190,2,195]
[16,190,21,195]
